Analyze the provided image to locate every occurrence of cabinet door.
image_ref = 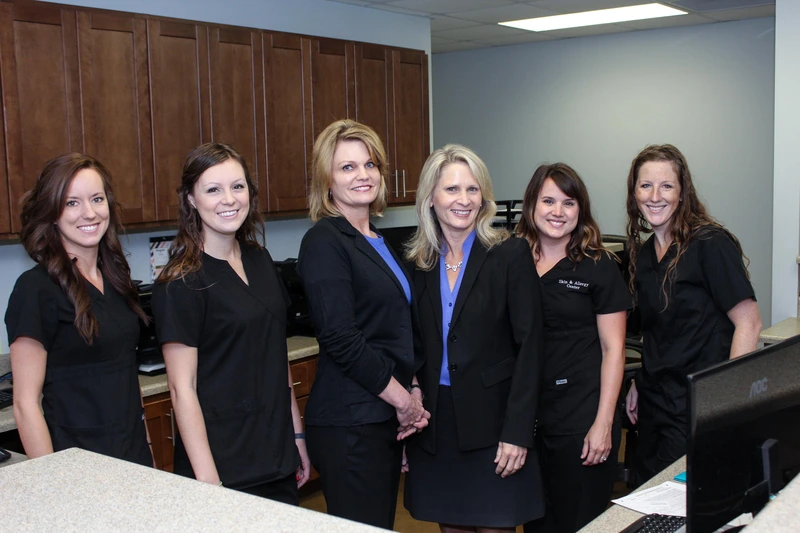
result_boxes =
[0,2,83,232]
[143,392,175,472]
[0,80,10,234]
[309,38,355,142]
[263,33,310,213]
[148,19,210,221]
[77,11,155,224]
[391,49,429,203]
[208,26,268,211]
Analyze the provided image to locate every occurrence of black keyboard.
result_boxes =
[0,388,12,410]
[620,513,686,533]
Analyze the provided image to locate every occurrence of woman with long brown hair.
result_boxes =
[516,163,630,533]
[6,153,151,465]
[151,143,310,504]
[624,144,761,485]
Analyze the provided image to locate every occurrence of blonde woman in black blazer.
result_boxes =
[297,120,428,530]
[404,144,545,532]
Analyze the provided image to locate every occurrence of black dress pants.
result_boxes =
[524,420,620,533]
[306,418,403,530]
[634,386,687,487]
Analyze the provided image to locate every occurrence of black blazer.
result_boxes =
[411,236,543,453]
[297,216,424,427]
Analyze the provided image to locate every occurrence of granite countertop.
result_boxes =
[758,318,800,345]
[0,448,27,468]
[0,448,380,532]
[746,472,800,531]
[579,458,685,532]
[0,336,319,434]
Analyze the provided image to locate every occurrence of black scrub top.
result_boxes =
[635,227,755,413]
[538,253,631,436]
[5,265,151,466]
[152,244,299,489]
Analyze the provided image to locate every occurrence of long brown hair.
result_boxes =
[158,143,263,282]
[625,144,748,307]
[19,153,147,345]
[516,162,611,265]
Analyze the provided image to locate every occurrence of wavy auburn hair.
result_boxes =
[625,144,748,308]
[516,162,612,266]
[405,144,507,270]
[308,119,388,221]
[158,143,264,283]
[19,153,146,345]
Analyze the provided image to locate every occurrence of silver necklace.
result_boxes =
[445,260,463,272]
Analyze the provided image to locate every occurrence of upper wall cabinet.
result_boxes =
[208,26,267,212]
[0,2,83,232]
[148,18,210,222]
[77,11,155,225]
[309,38,355,141]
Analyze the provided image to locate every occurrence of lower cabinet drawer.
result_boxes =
[290,358,317,398]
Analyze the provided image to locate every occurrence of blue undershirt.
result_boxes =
[439,230,477,386]
[364,234,412,304]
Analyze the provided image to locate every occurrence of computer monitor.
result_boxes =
[686,334,800,532]
[377,225,418,255]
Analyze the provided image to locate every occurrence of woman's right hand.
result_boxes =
[396,394,430,439]
[626,379,639,425]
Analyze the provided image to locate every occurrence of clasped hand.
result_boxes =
[395,394,430,441]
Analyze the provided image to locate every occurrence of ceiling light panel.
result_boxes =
[500,3,687,32]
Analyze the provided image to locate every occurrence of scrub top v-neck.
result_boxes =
[152,244,299,489]
[5,265,151,466]
[537,253,631,435]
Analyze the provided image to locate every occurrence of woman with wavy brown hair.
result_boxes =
[152,143,310,504]
[517,163,630,533]
[5,153,152,466]
[624,144,761,485]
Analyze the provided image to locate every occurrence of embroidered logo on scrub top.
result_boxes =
[556,379,568,385]
[559,279,589,290]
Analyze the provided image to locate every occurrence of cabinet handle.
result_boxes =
[394,170,399,198]
[402,170,406,198]
[167,408,175,445]
[293,381,302,386]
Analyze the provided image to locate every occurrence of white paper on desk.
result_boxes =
[612,481,686,517]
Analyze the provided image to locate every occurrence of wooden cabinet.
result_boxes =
[309,38,355,141]
[77,11,156,224]
[354,44,429,204]
[143,391,175,472]
[0,1,83,233]
[148,18,210,222]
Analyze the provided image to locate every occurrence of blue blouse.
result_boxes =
[364,234,412,304]
[439,230,477,386]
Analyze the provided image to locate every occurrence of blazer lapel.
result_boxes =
[423,263,443,339]
[450,243,488,329]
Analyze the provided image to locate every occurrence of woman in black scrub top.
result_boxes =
[6,153,151,466]
[152,143,310,504]
[298,120,428,530]
[516,163,630,533]
[624,144,762,485]
[404,144,544,533]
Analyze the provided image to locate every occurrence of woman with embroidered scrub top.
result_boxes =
[152,143,310,504]
[624,144,761,485]
[517,163,630,533]
[297,119,428,530]
[6,153,152,466]
[404,144,545,533]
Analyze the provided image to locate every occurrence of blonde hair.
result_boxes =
[406,144,508,270]
[308,119,388,221]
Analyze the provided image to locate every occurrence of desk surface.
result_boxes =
[0,448,381,532]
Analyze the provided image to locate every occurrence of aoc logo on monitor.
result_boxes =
[749,377,768,398]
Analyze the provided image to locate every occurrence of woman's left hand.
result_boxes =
[295,438,312,488]
[494,442,527,478]
[581,420,612,466]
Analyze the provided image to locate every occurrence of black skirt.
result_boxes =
[404,386,544,527]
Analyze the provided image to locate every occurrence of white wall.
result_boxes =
[772,0,800,324]
[432,17,775,326]
[0,0,427,350]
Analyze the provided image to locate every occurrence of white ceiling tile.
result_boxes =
[619,13,714,30]
[470,32,554,46]
[324,0,374,6]
[539,22,636,39]
[385,0,515,15]
[434,23,526,40]
[702,5,775,21]
[526,0,661,14]
[433,41,488,53]
[455,3,557,24]
[369,4,431,15]
[431,36,460,46]
[430,15,483,32]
